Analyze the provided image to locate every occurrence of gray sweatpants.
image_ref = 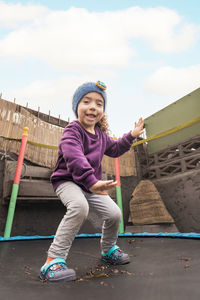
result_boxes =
[48,181,121,260]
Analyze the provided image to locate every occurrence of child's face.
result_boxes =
[77,92,104,133]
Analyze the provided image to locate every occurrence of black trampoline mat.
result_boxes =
[0,237,200,300]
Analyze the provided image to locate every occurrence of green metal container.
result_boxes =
[144,88,200,153]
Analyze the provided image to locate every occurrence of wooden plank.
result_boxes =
[2,196,59,204]
[4,161,52,180]
[3,179,55,198]
[125,224,178,233]
[18,179,55,197]
[3,181,12,199]
[24,165,52,178]
[16,196,58,200]
[19,104,69,128]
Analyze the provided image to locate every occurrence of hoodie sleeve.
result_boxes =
[104,131,135,157]
[60,126,98,190]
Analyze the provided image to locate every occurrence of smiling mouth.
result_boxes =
[86,114,96,118]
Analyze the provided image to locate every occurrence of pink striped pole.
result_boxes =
[113,137,124,233]
[4,127,29,238]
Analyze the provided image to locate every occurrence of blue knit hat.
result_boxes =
[72,81,107,117]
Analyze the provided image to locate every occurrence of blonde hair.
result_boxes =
[96,114,110,135]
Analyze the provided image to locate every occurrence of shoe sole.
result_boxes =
[102,258,130,265]
[48,274,77,282]
[40,273,77,282]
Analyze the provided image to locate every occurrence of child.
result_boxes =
[40,81,144,282]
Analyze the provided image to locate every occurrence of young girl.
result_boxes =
[40,81,144,282]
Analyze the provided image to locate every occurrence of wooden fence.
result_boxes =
[0,98,136,176]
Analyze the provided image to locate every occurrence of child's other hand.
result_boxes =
[131,117,144,137]
[89,180,117,195]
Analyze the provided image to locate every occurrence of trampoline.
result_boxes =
[0,234,200,300]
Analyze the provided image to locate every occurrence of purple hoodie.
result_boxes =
[51,120,135,193]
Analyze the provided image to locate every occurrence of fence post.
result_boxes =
[4,127,29,238]
[113,137,124,234]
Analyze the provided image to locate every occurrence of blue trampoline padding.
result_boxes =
[0,232,200,241]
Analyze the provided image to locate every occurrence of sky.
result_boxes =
[0,0,200,137]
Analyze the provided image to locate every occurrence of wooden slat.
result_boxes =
[3,179,55,199]
[22,106,68,128]
[4,161,52,180]
[3,161,54,200]
[2,196,59,204]
[18,179,55,197]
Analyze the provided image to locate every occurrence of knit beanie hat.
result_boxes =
[72,81,107,117]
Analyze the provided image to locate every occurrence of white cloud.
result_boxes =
[145,65,200,96]
[6,69,116,119]
[0,6,134,70]
[0,4,199,71]
[7,76,84,115]
[0,1,48,28]
[117,6,199,53]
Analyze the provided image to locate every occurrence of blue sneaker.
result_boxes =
[101,245,130,265]
[40,258,76,282]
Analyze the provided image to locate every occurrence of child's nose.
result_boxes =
[89,102,96,110]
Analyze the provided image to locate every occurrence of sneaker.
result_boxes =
[101,245,130,265]
[40,258,76,282]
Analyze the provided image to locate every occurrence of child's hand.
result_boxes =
[89,180,117,195]
[131,117,144,137]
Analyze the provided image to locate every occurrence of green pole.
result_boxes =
[116,185,124,234]
[4,184,19,238]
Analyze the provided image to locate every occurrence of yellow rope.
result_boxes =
[27,140,58,150]
[132,116,200,147]
[0,135,58,150]
[1,116,199,149]
[0,136,21,142]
